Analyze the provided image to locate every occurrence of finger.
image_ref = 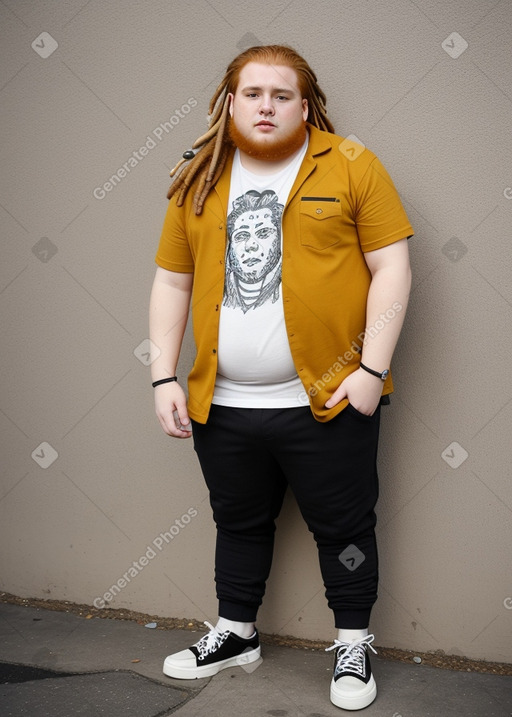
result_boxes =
[325,386,346,409]
[157,407,184,436]
[160,413,192,438]
[158,413,175,436]
[173,427,193,439]
[173,409,192,433]
[174,407,191,432]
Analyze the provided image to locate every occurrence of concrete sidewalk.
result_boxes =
[0,603,511,716]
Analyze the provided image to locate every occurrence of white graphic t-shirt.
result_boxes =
[212,139,309,408]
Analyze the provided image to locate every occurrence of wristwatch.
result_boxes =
[359,362,389,381]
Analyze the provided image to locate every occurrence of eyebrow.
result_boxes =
[240,85,297,95]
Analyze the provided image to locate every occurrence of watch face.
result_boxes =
[381,369,389,380]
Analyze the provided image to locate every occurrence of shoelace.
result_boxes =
[325,634,377,677]
[194,621,229,659]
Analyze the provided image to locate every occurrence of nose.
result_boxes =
[259,95,275,116]
[245,236,259,251]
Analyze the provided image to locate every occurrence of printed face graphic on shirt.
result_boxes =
[224,190,284,312]
[231,208,279,281]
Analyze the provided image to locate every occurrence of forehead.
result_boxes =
[236,62,301,94]
[234,208,276,228]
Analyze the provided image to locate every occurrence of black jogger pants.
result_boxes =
[191,402,382,629]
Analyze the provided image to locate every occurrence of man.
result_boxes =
[150,45,413,711]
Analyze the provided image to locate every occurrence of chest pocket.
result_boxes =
[299,197,343,250]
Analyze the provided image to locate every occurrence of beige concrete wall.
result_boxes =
[1,0,511,663]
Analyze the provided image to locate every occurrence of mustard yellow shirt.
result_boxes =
[155,125,414,423]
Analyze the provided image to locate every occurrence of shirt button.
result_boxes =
[316,208,323,214]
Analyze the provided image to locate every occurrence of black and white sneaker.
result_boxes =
[326,634,377,710]
[163,621,261,679]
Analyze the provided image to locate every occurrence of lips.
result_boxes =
[256,121,275,127]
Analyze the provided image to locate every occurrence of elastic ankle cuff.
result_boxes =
[219,600,258,623]
[334,609,371,629]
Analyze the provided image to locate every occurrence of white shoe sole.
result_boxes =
[163,645,261,679]
[330,676,377,710]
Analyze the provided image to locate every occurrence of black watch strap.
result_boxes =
[359,362,389,381]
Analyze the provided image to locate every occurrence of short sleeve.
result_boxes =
[155,196,195,272]
[355,157,414,252]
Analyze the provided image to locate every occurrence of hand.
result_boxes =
[325,368,383,416]
[154,381,192,438]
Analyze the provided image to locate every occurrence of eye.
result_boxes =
[256,226,274,239]
[233,231,250,243]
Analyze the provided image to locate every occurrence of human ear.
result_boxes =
[302,98,308,121]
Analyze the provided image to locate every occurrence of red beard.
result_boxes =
[228,118,307,161]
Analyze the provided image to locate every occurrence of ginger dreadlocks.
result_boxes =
[167,45,335,215]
